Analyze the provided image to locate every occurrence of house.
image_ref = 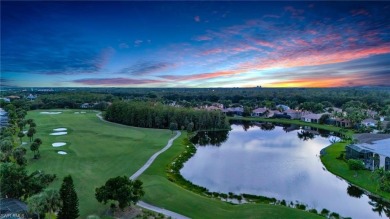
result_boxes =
[80,103,92,109]
[0,98,10,103]
[0,198,30,219]
[276,104,290,111]
[284,109,301,119]
[361,118,378,127]
[301,113,323,123]
[0,108,9,127]
[222,107,244,116]
[366,110,378,119]
[27,94,37,101]
[205,106,222,111]
[346,136,390,170]
[267,110,282,118]
[334,118,353,128]
[251,107,268,117]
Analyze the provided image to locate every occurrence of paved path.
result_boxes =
[95,113,189,219]
[130,131,181,180]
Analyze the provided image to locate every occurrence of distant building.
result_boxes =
[0,98,10,103]
[251,107,268,117]
[361,118,378,127]
[27,94,37,101]
[276,104,290,111]
[80,103,92,109]
[284,109,302,119]
[222,107,244,116]
[301,113,323,123]
[334,118,353,128]
[0,108,9,127]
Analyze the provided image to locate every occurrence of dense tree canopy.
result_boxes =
[105,101,229,130]
[95,176,145,210]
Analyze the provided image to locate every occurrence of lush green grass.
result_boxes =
[139,133,322,219]
[24,110,171,217]
[321,141,390,201]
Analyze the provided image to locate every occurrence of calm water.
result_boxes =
[181,123,390,219]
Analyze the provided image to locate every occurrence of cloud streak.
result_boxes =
[72,78,164,86]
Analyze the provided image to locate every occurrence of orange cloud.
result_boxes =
[241,45,390,71]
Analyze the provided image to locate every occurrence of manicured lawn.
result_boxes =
[321,141,390,201]
[24,110,171,217]
[139,133,322,219]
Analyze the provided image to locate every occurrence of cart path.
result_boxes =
[95,113,189,219]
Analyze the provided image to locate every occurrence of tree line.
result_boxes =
[105,101,230,131]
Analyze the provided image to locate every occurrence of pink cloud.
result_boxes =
[351,9,369,16]
[73,78,163,85]
[194,16,200,22]
[160,69,243,81]
[194,35,213,41]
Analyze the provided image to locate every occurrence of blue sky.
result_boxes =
[1,1,390,87]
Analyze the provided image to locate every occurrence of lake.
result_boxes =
[181,122,390,219]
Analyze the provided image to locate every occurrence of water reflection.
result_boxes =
[183,124,390,219]
[191,130,229,146]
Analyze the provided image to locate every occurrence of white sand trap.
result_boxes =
[58,151,67,155]
[50,132,67,136]
[40,112,62,115]
[22,130,27,134]
[21,142,27,145]
[74,112,80,114]
[53,128,67,131]
[81,111,86,114]
[52,142,66,147]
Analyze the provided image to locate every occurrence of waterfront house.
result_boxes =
[361,118,378,127]
[301,113,323,123]
[251,107,268,117]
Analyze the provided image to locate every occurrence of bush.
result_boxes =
[348,159,365,170]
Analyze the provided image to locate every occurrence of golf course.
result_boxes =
[25,109,321,218]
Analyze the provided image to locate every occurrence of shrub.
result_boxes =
[348,159,365,170]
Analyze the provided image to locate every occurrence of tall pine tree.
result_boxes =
[58,175,79,219]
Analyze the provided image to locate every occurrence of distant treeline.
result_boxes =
[105,101,229,130]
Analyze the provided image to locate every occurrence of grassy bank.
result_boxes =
[321,141,390,201]
[25,110,171,217]
[138,133,322,219]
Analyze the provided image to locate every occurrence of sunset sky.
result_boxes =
[1,1,390,88]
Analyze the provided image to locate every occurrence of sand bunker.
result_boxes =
[53,128,67,131]
[50,132,67,136]
[52,142,66,147]
[22,130,27,134]
[81,112,86,114]
[21,142,27,145]
[74,112,80,114]
[40,112,62,115]
[58,151,67,155]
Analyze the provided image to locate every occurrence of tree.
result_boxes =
[27,193,46,219]
[40,189,61,219]
[27,127,36,142]
[348,159,365,170]
[0,162,28,199]
[58,175,79,219]
[12,147,27,166]
[319,114,330,124]
[30,142,40,159]
[95,176,144,210]
[18,132,25,143]
[30,122,37,128]
[169,122,178,134]
[0,140,13,161]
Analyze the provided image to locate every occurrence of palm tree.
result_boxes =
[30,142,39,159]
[18,132,25,144]
[42,189,61,219]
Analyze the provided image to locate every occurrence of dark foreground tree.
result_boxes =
[58,175,79,219]
[95,176,144,210]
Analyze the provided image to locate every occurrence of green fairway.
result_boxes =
[25,110,171,217]
[138,133,322,219]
